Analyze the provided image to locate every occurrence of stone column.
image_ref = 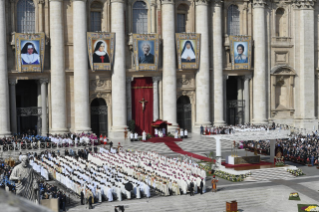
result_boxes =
[293,0,316,129]
[162,0,177,130]
[252,0,267,124]
[9,80,17,134]
[212,0,225,126]
[195,0,211,130]
[40,79,48,136]
[0,0,11,136]
[237,77,243,124]
[243,75,251,124]
[151,0,156,33]
[39,0,44,32]
[126,77,132,121]
[50,0,67,133]
[152,76,160,121]
[110,0,127,137]
[223,75,228,123]
[73,0,91,133]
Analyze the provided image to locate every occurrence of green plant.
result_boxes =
[128,120,135,133]
[198,151,220,172]
[146,133,152,140]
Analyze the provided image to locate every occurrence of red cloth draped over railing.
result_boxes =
[131,77,153,135]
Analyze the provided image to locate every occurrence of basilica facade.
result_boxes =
[0,0,318,137]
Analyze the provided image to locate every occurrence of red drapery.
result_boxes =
[131,77,153,135]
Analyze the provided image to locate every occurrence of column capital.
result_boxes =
[152,76,161,82]
[126,77,133,83]
[292,0,316,9]
[39,0,45,4]
[111,0,125,3]
[195,0,210,6]
[253,0,267,8]
[71,0,87,2]
[244,74,252,80]
[9,79,17,85]
[211,0,223,7]
[150,0,157,6]
[49,0,63,2]
[40,78,49,84]
[161,0,174,5]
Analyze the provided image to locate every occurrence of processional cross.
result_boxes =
[139,98,148,112]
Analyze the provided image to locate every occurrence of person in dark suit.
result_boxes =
[109,141,113,149]
[139,42,154,64]
[198,179,204,195]
[80,189,84,205]
[88,194,93,209]
[189,181,194,196]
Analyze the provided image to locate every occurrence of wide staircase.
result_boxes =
[249,167,296,181]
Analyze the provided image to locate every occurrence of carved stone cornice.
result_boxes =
[111,0,125,3]
[211,0,223,7]
[161,0,174,5]
[196,0,210,6]
[292,0,316,9]
[253,0,267,8]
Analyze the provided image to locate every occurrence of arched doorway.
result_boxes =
[91,98,108,136]
[177,96,192,132]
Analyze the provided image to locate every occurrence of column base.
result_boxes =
[213,121,226,126]
[41,131,48,137]
[0,131,11,137]
[50,128,69,135]
[73,127,92,134]
[251,119,268,125]
[109,125,128,140]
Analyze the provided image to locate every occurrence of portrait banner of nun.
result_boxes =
[15,33,45,72]
[176,33,201,70]
[87,32,115,71]
[133,34,160,71]
[229,36,252,70]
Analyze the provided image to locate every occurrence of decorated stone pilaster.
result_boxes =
[292,0,316,129]
[110,0,127,138]
[152,76,161,121]
[9,79,17,134]
[161,0,178,131]
[40,79,49,136]
[50,0,68,133]
[195,0,211,131]
[252,0,268,124]
[243,75,252,124]
[212,0,225,126]
[73,0,91,133]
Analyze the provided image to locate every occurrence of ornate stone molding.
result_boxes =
[196,0,210,6]
[292,0,316,9]
[253,0,267,8]
[9,79,17,85]
[111,0,125,3]
[39,78,49,84]
[212,0,223,7]
[152,76,161,82]
[90,92,112,105]
[161,0,174,5]
[90,79,111,90]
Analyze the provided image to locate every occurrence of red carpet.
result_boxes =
[221,161,273,168]
[144,137,182,143]
[164,141,212,162]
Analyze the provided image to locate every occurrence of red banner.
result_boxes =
[131,77,153,135]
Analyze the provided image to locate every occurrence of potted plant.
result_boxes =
[198,151,220,175]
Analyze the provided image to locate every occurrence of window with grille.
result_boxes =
[17,0,35,33]
[227,5,240,36]
[90,12,102,32]
[177,14,186,33]
[133,1,148,34]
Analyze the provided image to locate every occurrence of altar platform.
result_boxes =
[221,161,288,170]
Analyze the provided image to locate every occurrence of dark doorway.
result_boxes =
[177,96,192,132]
[91,98,108,136]
[16,80,39,134]
[226,76,244,125]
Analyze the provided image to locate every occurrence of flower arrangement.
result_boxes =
[275,161,285,166]
[213,170,251,182]
[303,206,319,211]
[299,204,319,212]
[287,168,304,176]
[289,192,301,200]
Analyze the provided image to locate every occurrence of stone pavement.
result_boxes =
[66,177,319,212]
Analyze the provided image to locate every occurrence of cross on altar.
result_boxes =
[139,98,148,112]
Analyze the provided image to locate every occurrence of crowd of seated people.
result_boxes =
[242,132,319,165]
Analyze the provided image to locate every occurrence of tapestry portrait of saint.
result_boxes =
[92,39,111,64]
[138,41,155,64]
[180,40,196,63]
[234,42,248,64]
[20,41,40,65]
